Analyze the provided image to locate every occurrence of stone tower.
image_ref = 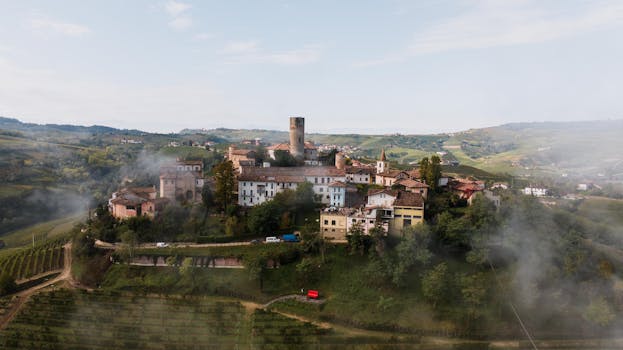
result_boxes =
[289,117,305,160]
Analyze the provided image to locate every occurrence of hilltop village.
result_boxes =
[108,117,498,240]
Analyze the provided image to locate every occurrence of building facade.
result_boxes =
[160,160,204,203]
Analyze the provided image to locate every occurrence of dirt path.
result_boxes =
[263,294,325,308]
[0,242,73,330]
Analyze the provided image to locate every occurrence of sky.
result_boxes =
[0,0,622,134]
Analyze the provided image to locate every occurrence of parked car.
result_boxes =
[265,236,281,243]
[250,239,262,244]
[156,242,169,248]
[282,234,300,242]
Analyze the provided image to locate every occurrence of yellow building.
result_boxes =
[320,210,349,240]
[389,191,425,236]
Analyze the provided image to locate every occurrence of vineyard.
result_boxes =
[0,289,424,349]
[0,240,65,281]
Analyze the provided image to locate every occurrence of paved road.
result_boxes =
[94,239,252,250]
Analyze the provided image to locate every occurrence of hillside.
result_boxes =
[444,121,623,179]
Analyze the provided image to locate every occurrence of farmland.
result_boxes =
[0,289,422,349]
[0,240,65,281]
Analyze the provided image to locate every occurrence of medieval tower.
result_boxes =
[289,116,305,160]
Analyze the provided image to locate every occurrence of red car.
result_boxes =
[307,290,319,299]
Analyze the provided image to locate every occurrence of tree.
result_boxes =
[201,183,214,210]
[347,222,367,255]
[120,229,138,260]
[421,262,449,309]
[225,216,238,236]
[392,224,432,287]
[459,273,487,326]
[0,272,16,296]
[296,257,321,286]
[584,297,615,327]
[419,156,441,192]
[272,150,297,167]
[247,201,282,236]
[213,160,236,213]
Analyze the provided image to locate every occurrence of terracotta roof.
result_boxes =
[393,191,424,207]
[267,143,290,151]
[377,169,409,178]
[345,166,375,175]
[328,181,348,188]
[304,141,317,150]
[239,166,345,182]
[407,169,421,179]
[110,188,153,206]
[395,178,429,188]
[368,188,397,197]
[230,149,255,156]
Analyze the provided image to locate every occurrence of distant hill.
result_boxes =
[444,120,623,179]
[0,116,143,135]
[3,116,623,179]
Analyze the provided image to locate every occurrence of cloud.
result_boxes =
[193,32,214,41]
[29,16,91,37]
[219,40,260,55]
[164,1,191,17]
[169,16,192,30]
[356,0,623,66]
[164,1,193,31]
[219,41,322,65]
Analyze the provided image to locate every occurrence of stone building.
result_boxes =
[159,160,204,203]
[109,186,169,219]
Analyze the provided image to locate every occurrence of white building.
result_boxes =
[367,189,397,208]
[345,166,375,184]
[237,166,346,206]
[523,187,548,197]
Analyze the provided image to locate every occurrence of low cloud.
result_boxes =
[29,16,91,37]
[219,41,322,65]
[164,1,193,31]
[164,1,191,17]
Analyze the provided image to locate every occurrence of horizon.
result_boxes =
[1,1,623,134]
[3,114,623,136]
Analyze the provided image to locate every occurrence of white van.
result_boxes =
[156,242,169,248]
[265,236,281,243]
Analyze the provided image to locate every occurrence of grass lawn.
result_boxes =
[0,213,84,257]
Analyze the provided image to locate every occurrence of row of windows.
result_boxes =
[394,215,422,219]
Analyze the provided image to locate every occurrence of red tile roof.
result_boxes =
[394,191,424,207]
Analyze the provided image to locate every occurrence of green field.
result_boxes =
[0,213,83,256]
[0,289,426,349]
[0,240,65,281]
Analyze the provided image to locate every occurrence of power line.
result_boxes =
[487,259,538,350]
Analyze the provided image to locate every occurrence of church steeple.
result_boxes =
[376,148,388,174]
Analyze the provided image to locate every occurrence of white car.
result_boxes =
[156,242,169,248]
[265,236,281,243]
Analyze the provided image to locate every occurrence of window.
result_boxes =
[331,220,336,225]
[404,219,412,226]
[324,220,328,225]
[315,177,318,184]
[322,178,325,184]
[352,219,356,223]
[320,188,323,192]
[369,220,374,224]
